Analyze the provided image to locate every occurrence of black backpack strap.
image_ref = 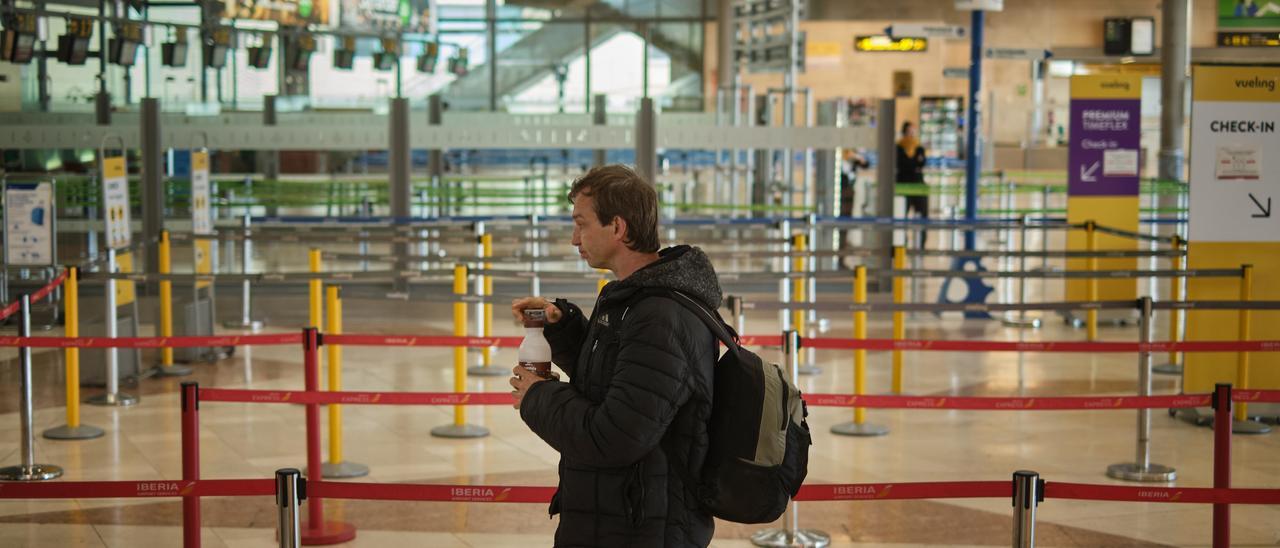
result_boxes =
[632,288,743,355]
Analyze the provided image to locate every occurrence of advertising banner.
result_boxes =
[339,0,433,33]
[101,156,132,250]
[225,0,331,26]
[3,181,55,266]
[1068,75,1142,197]
[1218,0,1280,30]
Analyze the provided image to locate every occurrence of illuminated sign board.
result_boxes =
[225,0,330,26]
[854,35,928,53]
[340,0,434,33]
[1218,31,1280,47]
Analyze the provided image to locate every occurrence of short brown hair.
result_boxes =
[567,165,660,253]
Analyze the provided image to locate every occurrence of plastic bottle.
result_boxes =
[519,309,552,379]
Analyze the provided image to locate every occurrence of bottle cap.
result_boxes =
[522,308,546,328]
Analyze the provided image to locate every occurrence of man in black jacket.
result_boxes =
[510,164,720,547]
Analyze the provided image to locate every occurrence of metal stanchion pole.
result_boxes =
[0,296,64,481]
[1107,297,1176,482]
[831,266,888,436]
[1012,470,1041,548]
[1002,217,1041,328]
[225,215,262,330]
[1153,235,1184,375]
[779,220,792,334]
[805,214,820,371]
[276,468,304,548]
[1232,264,1270,434]
[88,248,137,407]
[44,267,105,440]
[471,233,502,376]
[729,295,745,335]
[751,331,830,548]
[1212,383,1232,548]
[322,286,368,478]
[530,215,542,297]
[431,265,490,439]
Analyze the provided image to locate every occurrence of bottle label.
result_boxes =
[519,361,552,379]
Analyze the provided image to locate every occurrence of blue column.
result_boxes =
[964,9,983,251]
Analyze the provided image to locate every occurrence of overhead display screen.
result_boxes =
[224,0,331,26]
[340,0,434,33]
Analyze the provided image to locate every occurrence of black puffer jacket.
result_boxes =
[520,245,721,547]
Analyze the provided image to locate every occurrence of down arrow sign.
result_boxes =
[1249,193,1272,218]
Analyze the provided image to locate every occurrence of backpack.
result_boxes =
[632,288,812,524]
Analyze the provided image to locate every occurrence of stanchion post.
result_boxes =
[1212,383,1232,548]
[750,331,830,548]
[156,231,192,376]
[831,266,888,437]
[0,296,64,481]
[1154,235,1184,375]
[892,246,905,394]
[322,286,368,478]
[792,234,819,375]
[1231,265,1269,434]
[277,468,304,548]
[308,249,322,328]
[1012,470,1042,548]
[87,248,138,406]
[470,233,504,377]
[1106,297,1176,482]
[44,266,105,440]
[300,328,357,544]
[729,295,745,335]
[1085,220,1098,342]
[431,265,489,439]
[180,382,201,548]
[225,215,263,330]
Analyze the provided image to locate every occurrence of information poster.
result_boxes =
[1064,74,1142,303]
[3,182,55,266]
[225,0,331,26]
[1184,65,1280,393]
[101,156,132,250]
[191,150,214,290]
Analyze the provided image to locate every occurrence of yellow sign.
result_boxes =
[115,251,136,306]
[854,35,928,53]
[191,151,208,172]
[806,41,841,58]
[1192,66,1280,103]
[1069,74,1143,100]
[194,240,213,290]
[102,156,126,179]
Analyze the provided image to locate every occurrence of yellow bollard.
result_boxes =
[1167,235,1184,367]
[854,265,867,425]
[159,231,174,367]
[327,286,344,464]
[309,248,322,328]
[453,264,468,426]
[1085,221,1098,342]
[892,246,905,395]
[792,234,806,337]
[1235,264,1253,422]
[482,234,493,367]
[66,267,82,427]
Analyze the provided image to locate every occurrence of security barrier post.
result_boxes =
[1154,235,1184,375]
[431,265,490,439]
[892,246,905,394]
[1085,221,1098,342]
[276,468,304,548]
[470,232,503,376]
[1012,470,1042,548]
[156,231,192,376]
[793,234,819,375]
[729,295,745,335]
[300,328,357,544]
[1002,216,1040,328]
[308,249,322,328]
[44,267,105,440]
[1232,265,1270,434]
[87,248,137,407]
[225,215,263,330]
[180,382,200,548]
[0,296,64,481]
[322,286,368,478]
[750,331,830,548]
[831,266,888,436]
[1106,297,1176,482]
[1212,383,1232,548]
[779,220,792,332]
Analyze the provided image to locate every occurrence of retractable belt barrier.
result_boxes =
[0,269,66,321]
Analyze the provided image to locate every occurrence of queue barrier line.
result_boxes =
[195,387,1280,410]
[802,337,1280,353]
[0,333,302,348]
[0,479,274,499]
[0,269,67,321]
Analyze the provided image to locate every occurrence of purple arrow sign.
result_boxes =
[1068,98,1142,196]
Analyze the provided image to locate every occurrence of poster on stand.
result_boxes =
[3,181,55,266]
[101,156,132,250]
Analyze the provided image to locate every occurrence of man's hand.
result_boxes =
[510,297,563,325]
[510,365,558,410]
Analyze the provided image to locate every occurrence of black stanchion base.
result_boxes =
[1152,363,1182,376]
[153,364,195,377]
[321,461,370,479]
[430,424,490,439]
[43,424,105,440]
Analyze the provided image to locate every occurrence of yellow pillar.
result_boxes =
[1236,265,1254,422]
[159,231,174,367]
[792,234,806,336]
[892,246,905,395]
[65,267,81,428]
[482,234,493,367]
[327,286,345,464]
[1167,235,1184,366]
[453,264,468,426]
[853,265,867,424]
[1085,221,1098,341]
[309,248,322,328]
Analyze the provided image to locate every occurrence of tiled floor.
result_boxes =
[1,227,1278,547]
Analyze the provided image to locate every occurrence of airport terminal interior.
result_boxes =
[1,0,1279,546]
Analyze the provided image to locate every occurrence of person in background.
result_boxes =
[896,121,929,248]
[839,148,871,267]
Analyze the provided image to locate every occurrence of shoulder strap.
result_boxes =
[632,288,742,354]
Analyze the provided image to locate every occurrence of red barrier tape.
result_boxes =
[0,479,273,499]
[310,481,556,503]
[0,269,67,321]
[1234,390,1280,404]
[200,388,515,406]
[804,337,1280,353]
[1045,483,1280,505]
[325,334,522,348]
[795,481,1010,501]
[802,393,1213,410]
[0,333,302,348]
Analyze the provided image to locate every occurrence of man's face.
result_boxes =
[571,193,620,270]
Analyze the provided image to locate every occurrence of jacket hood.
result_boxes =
[606,245,722,310]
